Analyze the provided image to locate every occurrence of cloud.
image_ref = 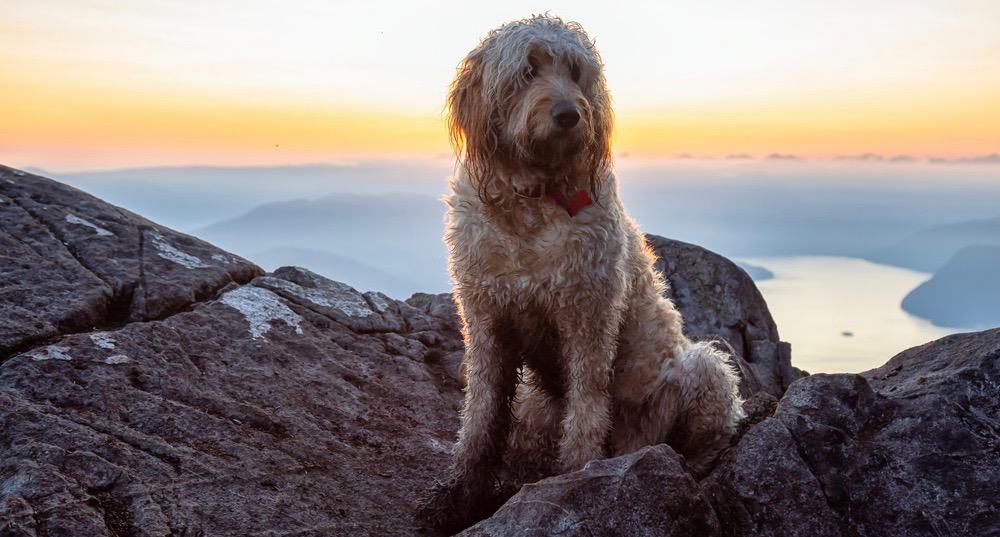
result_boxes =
[835,153,885,162]
[725,154,754,160]
[930,153,1000,164]
[766,153,802,161]
[834,153,919,163]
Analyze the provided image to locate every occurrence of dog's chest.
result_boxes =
[496,212,607,277]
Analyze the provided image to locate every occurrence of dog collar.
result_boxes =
[545,186,593,217]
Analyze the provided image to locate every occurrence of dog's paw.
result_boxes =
[414,477,501,534]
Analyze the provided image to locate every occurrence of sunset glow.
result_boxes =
[3,0,999,171]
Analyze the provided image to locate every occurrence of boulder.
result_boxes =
[0,265,467,536]
[459,445,720,537]
[0,165,261,359]
[0,166,466,536]
[649,235,797,398]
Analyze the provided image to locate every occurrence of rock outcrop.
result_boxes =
[648,235,798,398]
[0,164,261,358]
[4,165,994,537]
[1,166,469,536]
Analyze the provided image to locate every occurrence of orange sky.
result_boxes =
[2,1,999,171]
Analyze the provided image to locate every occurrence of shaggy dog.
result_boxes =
[417,14,744,532]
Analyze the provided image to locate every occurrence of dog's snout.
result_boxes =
[551,101,580,129]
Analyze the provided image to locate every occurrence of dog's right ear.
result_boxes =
[447,50,498,191]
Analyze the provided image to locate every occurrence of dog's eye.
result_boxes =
[570,63,581,82]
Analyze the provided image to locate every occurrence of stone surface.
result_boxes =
[0,266,465,536]
[651,235,797,398]
[0,166,467,536]
[0,164,261,359]
[459,445,720,537]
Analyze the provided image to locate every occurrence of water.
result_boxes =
[739,256,962,374]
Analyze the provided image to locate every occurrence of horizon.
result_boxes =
[3,1,1000,171]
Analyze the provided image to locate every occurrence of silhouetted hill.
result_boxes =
[866,216,1000,272]
[901,245,1000,328]
[736,261,774,281]
[195,193,449,296]
[251,246,421,299]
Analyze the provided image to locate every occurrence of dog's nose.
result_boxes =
[551,101,580,129]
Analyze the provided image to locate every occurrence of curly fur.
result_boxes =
[417,14,744,533]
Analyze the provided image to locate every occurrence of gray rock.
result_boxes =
[0,268,465,536]
[706,327,1000,536]
[649,235,798,398]
[1,166,469,536]
[0,165,262,359]
[459,445,721,537]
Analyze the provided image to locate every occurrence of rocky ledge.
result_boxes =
[1,165,996,536]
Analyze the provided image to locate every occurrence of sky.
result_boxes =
[2,0,1000,171]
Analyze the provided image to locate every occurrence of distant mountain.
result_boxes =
[54,162,452,231]
[250,246,423,299]
[735,261,774,281]
[866,216,1000,272]
[195,192,450,295]
[901,245,1000,328]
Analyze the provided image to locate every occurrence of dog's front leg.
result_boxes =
[416,309,518,531]
[555,307,618,472]
[452,316,520,485]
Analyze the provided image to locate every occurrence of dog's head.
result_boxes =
[448,15,613,203]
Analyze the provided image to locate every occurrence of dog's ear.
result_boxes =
[585,68,614,198]
[447,49,499,196]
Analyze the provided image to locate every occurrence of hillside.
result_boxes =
[901,245,1000,328]
[195,193,450,296]
[866,216,1000,272]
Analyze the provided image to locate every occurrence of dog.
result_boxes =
[417,15,744,532]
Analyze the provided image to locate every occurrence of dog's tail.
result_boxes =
[654,340,745,476]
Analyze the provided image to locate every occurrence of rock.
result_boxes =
[901,244,1000,328]
[706,327,1000,536]
[647,235,798,399]
[0,164,262,359]
[0,166,466,536]
[459,445,721,537]
[0,266,466,536]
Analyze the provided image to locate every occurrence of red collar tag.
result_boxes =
[545,186,593,217]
